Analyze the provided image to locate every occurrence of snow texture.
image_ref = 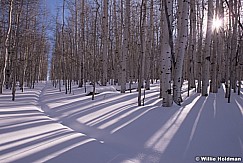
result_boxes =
[0,81,243,163]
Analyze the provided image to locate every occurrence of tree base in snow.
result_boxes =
[86,92,99,96]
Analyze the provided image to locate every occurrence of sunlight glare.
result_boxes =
[212,17,222,31]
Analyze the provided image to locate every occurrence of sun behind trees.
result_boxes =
[1,0,242,105]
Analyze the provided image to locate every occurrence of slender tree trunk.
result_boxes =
[62,0,66,93]
[188,0,196,92]
[228,0,238,103]
[13,3,23,100]
[160,0,173,106]
[1,0,13,94]
[196,0,204,93]
[92,1,100,100]
[211,29,218,93]
[202,0,213,96]
[121,0,130,93]
[138,0,147,106]
[173,0,190,105]
[81,0,85,89]
[102,0,108,86]
[145,0,153,90]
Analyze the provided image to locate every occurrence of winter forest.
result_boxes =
[0,0,243,163]
[1,0,243,105]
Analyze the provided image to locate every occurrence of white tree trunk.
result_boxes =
[211,0,220,93]
[121,0,130,93]
[161,0,173,107]
[138,0,147,106]
[173,0,190,105]
[228,0,238,102]
[102,0,108,86]
[196,0,204,93]
[188,0,196,91]
[1,0,13,94]
[145,0,153,90]
[202,0,213,96]
[211,30,218,93]
[217,0,224,88]
[113,0,120,85]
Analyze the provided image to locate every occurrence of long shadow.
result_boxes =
[161,95,215,162]
[29,82,243,163]
[40,85,194,154]
[143,92,161,106]
[42,83,117,104]
[0,130,74,156]
[60,99,138,126]
[42,84,160,120]
[42,90,87,104]
[0,128,65,147]
[0,110,42,115]
[0,119,55,134]
[50,93,138,122]
[0,118,48,128]
[14,135,118,163]
[0,113,47,121]
[159,89,243,163]
[84,102,138,126]
[64,105,179,156]
[42,92,121,114]
[114,95,206,163]
[53,87,160,119]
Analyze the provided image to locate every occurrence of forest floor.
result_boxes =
[0,81,243,163]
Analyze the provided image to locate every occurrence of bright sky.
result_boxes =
[47,0,63,16]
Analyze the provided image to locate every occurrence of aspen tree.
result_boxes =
[102,0,108,86]
[210,30,218,93]
[160,0,173,106]
[92,0,100,100]
[121,0,130,93]
[196,0,204,93]
[228,0,238,103]
[81,0,85,90]
[202,0,213,96]
[210,0,219,93]
[238,39,243,95]
[138,0,147,106]
[145,0,154,90]
[1,0,13,94]
[173,0,190,105]
[74,0,81,88]
[217,0,224,89]
[187,0,196,95]
[116,0,123,86]
[12,0,25,100]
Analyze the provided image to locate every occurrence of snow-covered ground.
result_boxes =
[0,81,243,163]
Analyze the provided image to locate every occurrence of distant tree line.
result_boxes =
[51,0,243,106]
[0,0,49,100]
[1,0,242,106]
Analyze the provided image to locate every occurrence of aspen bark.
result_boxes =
[196,0,204,93]
[202,0,213,96]
[160,0,174,106]
[121,0,130,93]
[173,0,190,105]
[92,0,100,100]
[138,0,147,106]
[145,0,153,90]
[102,0,108,86]
[188,0,196,92]
[1,0,13,94]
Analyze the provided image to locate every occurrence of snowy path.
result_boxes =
[0,83,120,163]
[0,82,243,163]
